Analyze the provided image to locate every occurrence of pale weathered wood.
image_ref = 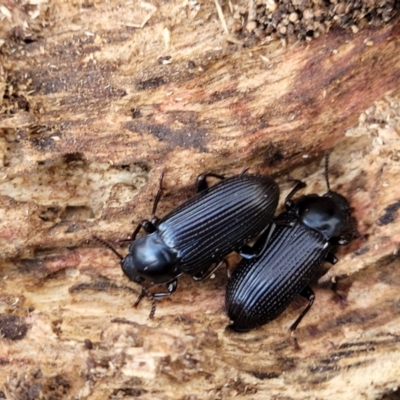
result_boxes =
[0,0,400,399]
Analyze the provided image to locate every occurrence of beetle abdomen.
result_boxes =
[226,214,328,331]
[159,174,279,275]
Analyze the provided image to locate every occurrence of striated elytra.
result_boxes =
[98,169,279,318]
[226,154,358,345]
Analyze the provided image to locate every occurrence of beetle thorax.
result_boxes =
[292,195,349,240]
[121,232,180,284]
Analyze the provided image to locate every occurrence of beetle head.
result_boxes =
[121,232,180,284]
[323,190,350,213]
[289,153,355,241]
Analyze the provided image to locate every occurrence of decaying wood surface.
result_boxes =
[0,0,400,399]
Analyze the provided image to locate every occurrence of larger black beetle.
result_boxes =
[226,154,358,344]
[99,169,279,318]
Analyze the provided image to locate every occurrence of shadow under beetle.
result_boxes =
[225,154,359,346]
[97,168,279,318]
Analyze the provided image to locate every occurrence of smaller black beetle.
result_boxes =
[97,168,279,318]
[226,154,359,345]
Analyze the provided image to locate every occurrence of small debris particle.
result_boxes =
[214,0,229,34]
[0,314,28,340]
[260,55,270,63]
[303,9,314,20]
[351,25,359,34]
[377,200,400,226]
[266,0,278,13]
[289,12,299,23]
[352,246,370,257]
[246,21,257,32]
[0,5,12,20]
[231,0,397,42]
[163,27,171,49]
[158,55,172,65]
[131,107,141,118]
[137,76,167,91]
[279,25,287,35]
[84,339,94,349]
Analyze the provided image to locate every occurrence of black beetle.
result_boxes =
[225,154,358,344]
[98,169,279,318]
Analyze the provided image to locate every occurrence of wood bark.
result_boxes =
[0,0,400,399]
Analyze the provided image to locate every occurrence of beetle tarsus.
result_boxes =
[291,331,300,350]
[331,277,347,305]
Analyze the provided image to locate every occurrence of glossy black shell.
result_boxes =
[226,213,329,331]
[157,174,279,276]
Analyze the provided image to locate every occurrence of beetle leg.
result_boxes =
[238,224,276,260]
[134,281,177,319]
[197,167,248,192]
[133,286,158,319]
[331,276,347,305]
[285,179,307,209]
[349,216,365,243]
[337,237,351,246]
[125,173,165,242]
[290,285,315,348]
[151,280,178,298]
[168,280,178,293]
[140,219,158,234]
[128,219,157,242]
[116,220,157,244]
[273,218,296,227]
[150,171,165,219]
[154,280,178,296]
[237,244,255,259]
[137,281,178,305]
[325,252,338,265]
[192,259,227,281]
[133,287,146,307]
[196,172,226,193]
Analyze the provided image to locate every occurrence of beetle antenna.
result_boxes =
[92,235,124,260]
[151,171,165,219]
[324,151,331,192]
